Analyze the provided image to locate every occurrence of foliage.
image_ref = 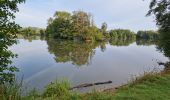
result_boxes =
[147,0,170,62]
[0,79,23,100]
[19,27,45,36]
[137,30,159,40]
[101,22,108,35]
[43,79,70,98]
[157,31,170,59]
[147,0,170,32]
[109,29,136,40]
[3,71,170,100]
[46,11,73,39]
[46,10,104,41]
[0,0,25,83]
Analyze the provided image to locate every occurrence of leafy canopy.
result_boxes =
[0,0,25,83]
[147,0,170,32]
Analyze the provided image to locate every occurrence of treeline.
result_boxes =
[45,10,138,41]
[109,29,136,40]
[19,11,160,42]
[136,30,159,40]
[45,10,161,42]
[19,27,45,36]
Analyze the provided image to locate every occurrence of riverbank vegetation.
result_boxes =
[45,10,138,42]
[136,30,159,40]
[1,0,170,100]
[1,65,170,100]
[19,27,45,36]
[0,0,25,84]
[18,10,161,43]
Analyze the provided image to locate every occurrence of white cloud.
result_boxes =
[15,0,157,31]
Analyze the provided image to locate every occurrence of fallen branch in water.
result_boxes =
[70,81,112,90]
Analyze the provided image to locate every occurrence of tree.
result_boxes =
[109,29,136,41]
[72,11,92,39]
[101,22,107,34]
[0,0,25,83]
[147,0,170,32]
[46,11,73,39]
[147,0,170,64]
[136,30,159,40]
[47,17,53,25]
[46,10,103,41]
[54,11,71,20]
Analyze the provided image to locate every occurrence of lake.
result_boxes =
[9,37,168,92]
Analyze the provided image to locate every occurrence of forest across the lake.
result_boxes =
[18,10,159,42]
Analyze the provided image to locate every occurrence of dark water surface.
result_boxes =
[9,38,168,92]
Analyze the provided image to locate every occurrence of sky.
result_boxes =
[15,0,157,32]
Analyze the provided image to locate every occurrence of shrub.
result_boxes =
[43,79,70,98]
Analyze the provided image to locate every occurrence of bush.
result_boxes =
[43,79,70,98]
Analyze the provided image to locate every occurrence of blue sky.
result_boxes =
[15,0,157,32]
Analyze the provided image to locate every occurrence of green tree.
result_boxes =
[101,22,107,34]
[136,30,159,40]
[46,10,104,41]
[147,0,170,66]
[47,17,53,25]
[72,11,92,39]
[0,0,25,83]
[147,0,170,32]
[109,29,136,41]
[46,11,73,39]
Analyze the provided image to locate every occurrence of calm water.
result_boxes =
[9,38,168,92]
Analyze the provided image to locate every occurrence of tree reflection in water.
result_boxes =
[157,32,170,67]
[46,38,106,67]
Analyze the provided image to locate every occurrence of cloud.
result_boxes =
[15,0,157,31]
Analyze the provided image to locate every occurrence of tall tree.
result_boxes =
[101,22,107,34]
[0,0,25,83]
[148,0,170,62]
[72,11,92,38]
[147,0,170,32]
[46,11,73,38]
[46,10,104,41]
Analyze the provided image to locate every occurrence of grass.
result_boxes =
[1,68,170,100]
[0,79,23,100]
[110,71,170,100]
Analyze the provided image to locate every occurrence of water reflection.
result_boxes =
[17,35,45,42]
[109,38,135,46]
[136,39,158,46]
[156,32,170,70]
[9,36,169,92]
[46,38,106,66]
[157,32,170,59]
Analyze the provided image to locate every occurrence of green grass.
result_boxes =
[1,71,170,100]
[111,72,170,100]
[76,71,170,100]
[0,79,23,100]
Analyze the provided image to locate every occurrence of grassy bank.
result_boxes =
[86,71,170,100]
[1,69,170,100]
